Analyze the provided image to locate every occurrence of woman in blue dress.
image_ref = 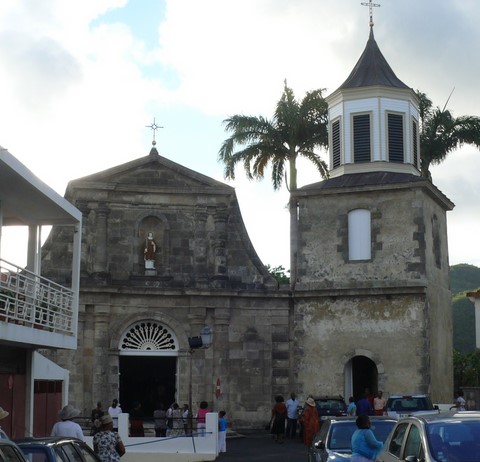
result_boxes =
[351,415,383,462]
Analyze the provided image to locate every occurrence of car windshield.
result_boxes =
[316,400,345,412]
[428,420,480,462]
[387,397,432,412]
[328,421,396,450]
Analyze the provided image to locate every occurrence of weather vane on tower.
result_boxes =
[361,0,380,28]
[145,118,163,147]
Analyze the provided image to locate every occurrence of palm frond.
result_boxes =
[218,81,330,189]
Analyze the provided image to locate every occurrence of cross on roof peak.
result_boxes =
[145,118,164,147]
[361,0,381,28]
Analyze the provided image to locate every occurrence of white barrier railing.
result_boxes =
[85,413,219,462]
[0,258,74,335]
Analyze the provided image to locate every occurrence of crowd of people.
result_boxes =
[268,389,471,462]
[0,397,228,460]
[0,388,471,462]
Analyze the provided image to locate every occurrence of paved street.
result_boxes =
[219,431,307,462]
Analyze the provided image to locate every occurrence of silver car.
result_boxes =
[309,416,396,462]
[377,411,480,462]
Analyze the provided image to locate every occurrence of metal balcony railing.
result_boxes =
[0,258,74,335]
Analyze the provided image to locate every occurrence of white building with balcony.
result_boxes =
[0,146,81,438]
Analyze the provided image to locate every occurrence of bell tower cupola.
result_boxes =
[326,24,420,178]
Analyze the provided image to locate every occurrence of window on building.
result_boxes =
[353,114,371,163]
[412,118,419,168]
[388,113,404,163]
[332,118,341,168]
[348,209,371,260]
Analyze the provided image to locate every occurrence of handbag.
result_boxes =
[115,437,126,457]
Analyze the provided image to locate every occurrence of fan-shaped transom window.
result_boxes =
[120,321,177,351]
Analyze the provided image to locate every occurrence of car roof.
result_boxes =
[388,394,429,398]
[325,416,397,423]
[397,411,480,424]
[15,437,85,447]
[0,439,23,448]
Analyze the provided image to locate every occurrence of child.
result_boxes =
[347,396,357,416]
[218,410,227,453]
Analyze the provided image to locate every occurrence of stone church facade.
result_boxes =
[41,28,454,429]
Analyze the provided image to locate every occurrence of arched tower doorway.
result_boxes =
[344,355,379,401]
[118,320,179,417]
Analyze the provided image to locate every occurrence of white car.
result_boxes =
[385,394,439,420]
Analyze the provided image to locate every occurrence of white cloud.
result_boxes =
[1,0,479,270]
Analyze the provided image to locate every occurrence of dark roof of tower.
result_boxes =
[300,171,424,190]
[339,29,409,90]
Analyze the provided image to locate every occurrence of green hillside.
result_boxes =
[450,263,480,353]
[450,263,480,296]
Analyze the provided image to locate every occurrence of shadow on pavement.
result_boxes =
[218,431,307,461]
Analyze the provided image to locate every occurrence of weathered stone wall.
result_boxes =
[294,293,428,397]
[43,291,291,429]
[420,191,453,403]
[293,177,453,403]
[296,186,430,288]
[41,151,290,431]
[41,155,454,429]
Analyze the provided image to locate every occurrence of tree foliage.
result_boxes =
[218,81,329,191]
[417,90,480,180]
[266,264,290,285]
[453,350,480,392]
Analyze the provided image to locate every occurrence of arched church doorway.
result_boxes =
[118,320,178,418]
[345,355,378,401]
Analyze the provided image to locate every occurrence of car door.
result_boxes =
[310,420,331,462]
[0,444,26,462]
[402,423,425,461]
[383,422,409,460]
[71,443,98,462]
[55,444,82,462]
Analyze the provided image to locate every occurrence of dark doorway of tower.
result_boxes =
[345,355,378,402]
[119,356,177,418]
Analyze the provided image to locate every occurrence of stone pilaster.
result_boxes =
[194,207,208,282]
[213,206,228,277]
[213,310,230,407]
[94,203,110,274]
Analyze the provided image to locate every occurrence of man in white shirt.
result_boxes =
[456,391,466,411]
[108,399,122,431]
[285,392,300,438]
[51,404,85,441]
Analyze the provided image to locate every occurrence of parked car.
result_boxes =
[377,411,480,462]
[314,397,348,422]
[0,439,27,462]
[15,437,100,462]
[385,394,439,419]
[309,416,396,462]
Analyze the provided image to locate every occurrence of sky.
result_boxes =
[1,0,479,271]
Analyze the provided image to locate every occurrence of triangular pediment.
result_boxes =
[67,148,232,193]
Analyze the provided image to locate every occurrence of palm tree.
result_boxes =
[218,81,330,288]
[417,90,480,180]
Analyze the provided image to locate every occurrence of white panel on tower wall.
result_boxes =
[348,209,371,261]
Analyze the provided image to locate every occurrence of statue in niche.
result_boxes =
[144,232,157,269]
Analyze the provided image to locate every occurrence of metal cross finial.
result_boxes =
[361,0,381,28]
[145,118,163,146]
